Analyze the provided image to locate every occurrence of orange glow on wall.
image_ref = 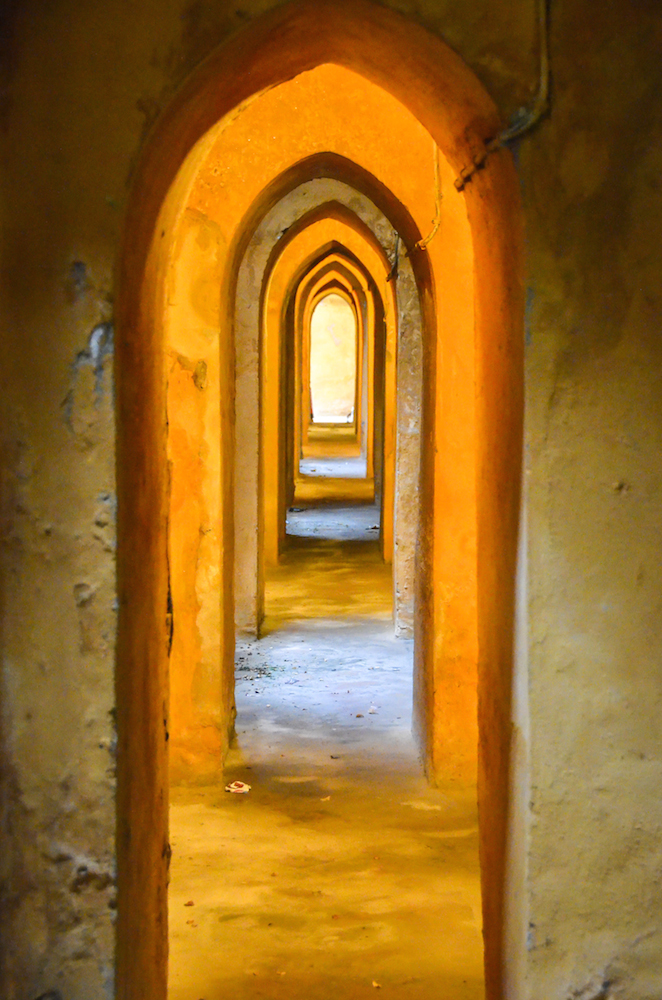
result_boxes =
[260,210,397,563]
[115,6,524,994]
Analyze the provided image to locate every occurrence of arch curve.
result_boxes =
[258,210,400,571]
[115,7,524,999]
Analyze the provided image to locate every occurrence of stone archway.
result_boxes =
[256,205,404,610]
[115,5,523,997]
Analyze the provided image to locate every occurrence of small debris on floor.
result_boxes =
[225,780,251,794]
[356,713,364,718]
[330,754,340,759]
[184,900,195,906]
[372,981,382,988]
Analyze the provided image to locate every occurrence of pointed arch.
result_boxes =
[115,5,524,998]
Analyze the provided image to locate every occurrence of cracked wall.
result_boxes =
[1,320,116,998]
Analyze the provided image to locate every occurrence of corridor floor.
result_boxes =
[168,528,484,1000]
[286,501,380,543]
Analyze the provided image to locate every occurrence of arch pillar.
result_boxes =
[116,9,523,996]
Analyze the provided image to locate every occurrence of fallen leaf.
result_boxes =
[184,900,195,907]
[356,713,364,718]
[225,780,251,794]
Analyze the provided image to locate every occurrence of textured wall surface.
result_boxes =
[520,3,662,996]
[1,1,661,999]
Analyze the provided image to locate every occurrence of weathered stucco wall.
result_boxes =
[1,1,662,999]
[520,3,662,996]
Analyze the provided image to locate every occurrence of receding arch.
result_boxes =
[299,273,366,465]
[234,186,413,632]
[292,258,384,520]
[294,253,374,461]
[296,256,374,483]
[258,211,400,579]
[297,263,368,469]
[115,7,524,998]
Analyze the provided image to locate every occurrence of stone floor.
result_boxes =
[299,455,368,478]
[168,522,484,1000]
[286,502,380,542]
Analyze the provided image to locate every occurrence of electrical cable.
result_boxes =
[454,0,550,191]
[411,142,441,253]
[386,232,400,281]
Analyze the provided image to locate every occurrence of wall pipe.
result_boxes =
[454,0,550,192]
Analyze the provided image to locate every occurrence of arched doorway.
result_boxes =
[115,4,523,998]
[255,201,401,604]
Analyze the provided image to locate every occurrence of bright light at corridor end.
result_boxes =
[310,293,357,424]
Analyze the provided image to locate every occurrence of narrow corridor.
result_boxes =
[168,517,483,999]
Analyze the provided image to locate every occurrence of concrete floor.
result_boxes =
[299,456,368,478]
[295,455,374,503]
[286,502,380,542]
[169,531,484,1000]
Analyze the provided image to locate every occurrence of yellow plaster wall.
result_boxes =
[165,209,230,782]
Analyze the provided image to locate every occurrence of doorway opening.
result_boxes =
[115,5,524,999]
[308,292,358,426]
[167,174,475,992]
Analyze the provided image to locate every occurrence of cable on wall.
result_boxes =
[387,232,400,282]
[454,0,550,192]
[411,142,442,253]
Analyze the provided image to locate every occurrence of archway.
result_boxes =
[233,187,404,633]
[258,205,400,571]
[306,292,359,430]
[115,4,523,998]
